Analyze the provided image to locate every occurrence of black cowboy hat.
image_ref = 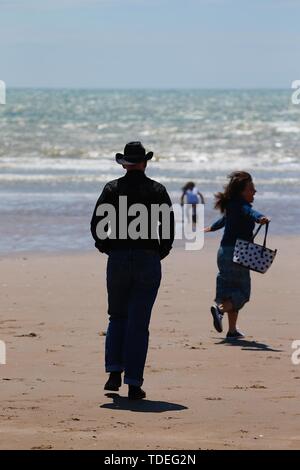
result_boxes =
[115,141,154,165]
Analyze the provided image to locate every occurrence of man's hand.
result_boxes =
[258,216,270,225]
[204,226,212,233]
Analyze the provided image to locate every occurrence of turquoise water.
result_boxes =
[0,89,299,252]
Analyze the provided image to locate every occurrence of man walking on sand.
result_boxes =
[90,142,174,400]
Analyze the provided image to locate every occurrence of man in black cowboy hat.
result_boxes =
[91,141,174,400]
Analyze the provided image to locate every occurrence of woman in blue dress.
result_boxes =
[205,171,270,339]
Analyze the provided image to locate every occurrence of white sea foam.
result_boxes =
[0,152,300,175]
[271,122,300,133]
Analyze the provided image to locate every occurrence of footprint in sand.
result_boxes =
[14,332,38,338]
[273,395,296,399]
[31,445,53,450]
[2,378,24,382]
[230,384,267,390]
[249,384,267,389]
[205,397,223,401]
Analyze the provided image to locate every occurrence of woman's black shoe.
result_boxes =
[104,371,122,391]
[128,385,146,400]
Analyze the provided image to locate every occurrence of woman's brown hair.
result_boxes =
[214,171,252,213]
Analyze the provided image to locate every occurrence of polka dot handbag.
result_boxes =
[233,222,277,273]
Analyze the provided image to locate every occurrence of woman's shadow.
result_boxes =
[100,393,188,413]
[215,337,282,352]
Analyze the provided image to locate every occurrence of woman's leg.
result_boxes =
[227,309,238,333]
[214,247,246,335]
[218,299,233,314]
[192,204,197,230]
[218,299,238,333]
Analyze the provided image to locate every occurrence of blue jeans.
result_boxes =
[105,249,162,387]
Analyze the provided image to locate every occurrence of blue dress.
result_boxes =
[210,197,264,311]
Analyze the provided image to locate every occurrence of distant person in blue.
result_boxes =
[204,171,270,339]
[180,182,205,231]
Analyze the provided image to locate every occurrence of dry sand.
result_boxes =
[0,236,299,450]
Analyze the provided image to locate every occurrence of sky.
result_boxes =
[0,0,299,88]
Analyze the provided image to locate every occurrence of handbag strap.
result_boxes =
[251,221,269,248]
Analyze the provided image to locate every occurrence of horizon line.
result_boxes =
[6,86,292,91]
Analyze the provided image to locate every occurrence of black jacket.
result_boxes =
[90,170,175,259]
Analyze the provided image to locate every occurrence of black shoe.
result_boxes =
[128,385,146,400]
[104,372,122,391]
[226,330,245,339]
[210,304,223,333]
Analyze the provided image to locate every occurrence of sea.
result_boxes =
[0,89,299,253]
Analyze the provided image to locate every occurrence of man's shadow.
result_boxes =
[100,393,188,413]
[215,337,283,352]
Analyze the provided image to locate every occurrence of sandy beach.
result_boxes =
[0,236,299,450]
